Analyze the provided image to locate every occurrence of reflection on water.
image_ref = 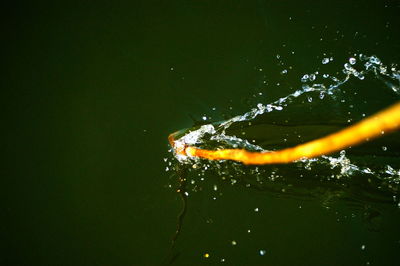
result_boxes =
[166,54,400,264]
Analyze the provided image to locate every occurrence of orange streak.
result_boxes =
[169,102,400,165]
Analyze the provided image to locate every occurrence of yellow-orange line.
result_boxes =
[169,102,400,165]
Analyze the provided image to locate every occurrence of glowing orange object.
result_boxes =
[169,102,400,165]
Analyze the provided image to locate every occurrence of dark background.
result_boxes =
[2,1,400,265]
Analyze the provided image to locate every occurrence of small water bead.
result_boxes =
[231,240,237,246]
[349,57,357,65]
[382,146,387,151]
[361,245,366,250]
[254,207,259,212]
[344,63,353,70]
[301,74,309,82]
[322,58,330,64]
[259,250,266,256]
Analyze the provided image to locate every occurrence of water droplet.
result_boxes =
[307,96,313,102]
[361,245,366,250]
[231,240,237,246]
[349,57,356,65]
[259,249,266,256]
[203,253,210,258]
[202,116,207,121]
[382,146,387,151]
[254,208,259,212]
[322,58,330,64]
[301,74,309,82]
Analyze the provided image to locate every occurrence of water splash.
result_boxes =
[167,54,400,202]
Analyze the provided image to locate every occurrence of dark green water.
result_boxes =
[3,1,400,265]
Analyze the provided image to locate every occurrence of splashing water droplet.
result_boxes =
[301,74,309,82]
[322,58,330,64]
[349,57,357,65]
